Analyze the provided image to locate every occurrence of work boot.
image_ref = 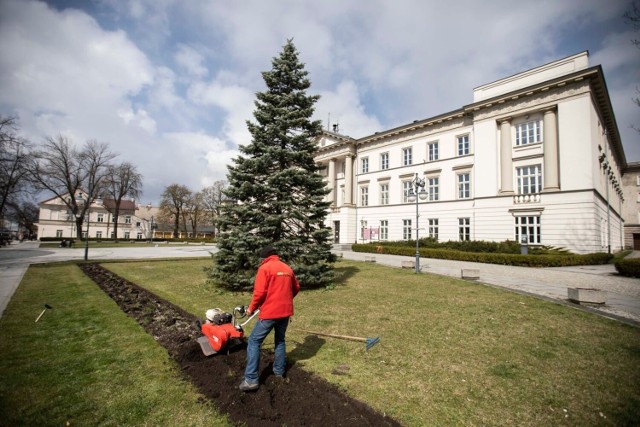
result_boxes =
[239,379,259,392]
[274,373,289,383]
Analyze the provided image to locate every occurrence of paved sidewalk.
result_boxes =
[336,249,640,326]
[0,241,217,318]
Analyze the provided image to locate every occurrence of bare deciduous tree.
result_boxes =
[185,191,205,238]
[103,162,143,239]
[159,184,192,238]
[30,136,116,239]
[201,180,229,238]
[0,116,32,225]
[625,2,640,131]
[7,200,39,238]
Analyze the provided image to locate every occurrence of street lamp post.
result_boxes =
[84,209,89,261]
[407,172,428,273]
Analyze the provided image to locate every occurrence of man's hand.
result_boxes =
[246,309,253,316]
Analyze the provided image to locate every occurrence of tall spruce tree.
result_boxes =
[210,40,335,291]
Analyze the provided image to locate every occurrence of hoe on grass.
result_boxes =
[35,304,52,322]
[298,329,380,351]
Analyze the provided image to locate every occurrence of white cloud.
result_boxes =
[1,0,638,206]
[0,0,155,137]
[163,131,237,186]
[316,80,382,137]
[174,44,208,78]
[187,79,254,148]
[117,108,157,134]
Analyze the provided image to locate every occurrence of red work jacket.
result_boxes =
[248,255,300,320]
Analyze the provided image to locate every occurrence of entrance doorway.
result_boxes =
[333,221,340,243]
[634,233,640,250]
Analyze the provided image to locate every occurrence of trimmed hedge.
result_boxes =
[615,258,640,278]
[353,243,612,267]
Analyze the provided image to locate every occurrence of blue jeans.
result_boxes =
[244,317,289,384]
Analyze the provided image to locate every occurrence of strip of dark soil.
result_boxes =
[79,263,401,427]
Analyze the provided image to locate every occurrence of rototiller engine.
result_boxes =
[196,306,259,356]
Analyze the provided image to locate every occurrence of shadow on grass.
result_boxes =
[333,265,359,285]
[288,335,326,366]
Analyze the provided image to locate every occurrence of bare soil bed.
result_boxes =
[80,263,401,427]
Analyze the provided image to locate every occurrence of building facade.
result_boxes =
[37,193,215,240]
[37,192,158,240]
[622,161,640,249]
[315,52,626,254]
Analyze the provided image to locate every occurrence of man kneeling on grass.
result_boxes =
[239,245,300,392]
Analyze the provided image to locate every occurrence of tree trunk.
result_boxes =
[75,217,84,241]
[113,209,119,240]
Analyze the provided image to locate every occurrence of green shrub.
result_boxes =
[353,243,612,267]
[615,258,640,278]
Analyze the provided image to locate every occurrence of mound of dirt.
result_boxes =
[80,263,401,427]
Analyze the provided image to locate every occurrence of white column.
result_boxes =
[543,108,559,191]
[500,119,513,194]
[344,155,354,205]
[327,158,336,206]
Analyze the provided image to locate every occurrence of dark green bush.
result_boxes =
[615,258,640,278]
[353,243,612,267]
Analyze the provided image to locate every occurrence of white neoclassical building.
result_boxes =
[315,52,626,254]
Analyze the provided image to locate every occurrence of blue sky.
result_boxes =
[0,0,638,204]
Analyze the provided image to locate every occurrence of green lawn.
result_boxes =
[0,263,232,426]
[1,258,639,426]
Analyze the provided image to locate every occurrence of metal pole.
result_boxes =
[415,186,420,274]
[84,211,89,261]
[84,187,90,261]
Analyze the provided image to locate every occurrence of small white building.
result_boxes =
[315,52,626,254]
[37,192,157,241]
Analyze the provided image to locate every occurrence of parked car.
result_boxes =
[0,229,13,246]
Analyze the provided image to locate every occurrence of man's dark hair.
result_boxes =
[260,245,277,258]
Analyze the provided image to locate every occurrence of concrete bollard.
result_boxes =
[401,260,416,269]
[461,269,480,280]
[567,288,606,305]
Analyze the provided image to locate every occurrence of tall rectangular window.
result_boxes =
[457,135,469,156]
[428,177,439,201]
[459,218,470,241]
[125,215,132,224]
[515,216,541,244]
[137,232,143,240]
[380,152,389,170]
[517,164,542,194]
[428,142,439,161]
[515,120,542,146]
[360,186,369,206]
[458,173,471,199]
[97,213,104,223]
[361,157,369,173]
[402,147,412,166]
[360,220,368,239]
[124,231,130,239]
[380,183,389,205]
[56,230,63,238]
[96,231,103,239]
[380,220,388,240]
[428,218,439,240]
[403,219,412,240]
[403,181,412,203]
